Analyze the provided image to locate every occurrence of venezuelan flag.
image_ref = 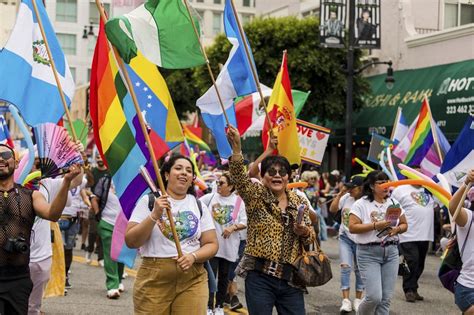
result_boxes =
[404,97,434,166]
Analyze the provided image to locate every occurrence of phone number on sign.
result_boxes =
[446,104,474,115]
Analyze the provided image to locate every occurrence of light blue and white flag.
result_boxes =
[441,116,474,187]
[392,107,408,144]
[196,0,258,158]
[0,0,75,126]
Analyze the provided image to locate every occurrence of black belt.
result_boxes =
[254,258,293,281]
[363,241,398,246]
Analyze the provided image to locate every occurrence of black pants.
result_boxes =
[0,275,33,315]
[208,257,231,309]
[87,217,103,260]
[399,241,429,293]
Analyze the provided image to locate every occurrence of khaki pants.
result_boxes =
[133,257,208,315]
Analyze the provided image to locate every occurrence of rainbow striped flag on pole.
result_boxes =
[90,19,183,267]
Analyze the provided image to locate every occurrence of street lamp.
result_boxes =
[82,22,95,39]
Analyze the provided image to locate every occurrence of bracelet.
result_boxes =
[191,252,198,263]
[149,213,159,223]
[398,226,402,234]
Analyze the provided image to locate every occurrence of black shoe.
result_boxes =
[81,243,86,251]
[405,291,416,303]
[230,295,243,311]
[65,278,72,289]
[223,293,231,306]
[414,291,424,301]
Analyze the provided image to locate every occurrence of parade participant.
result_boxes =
[329,175,364,313]
[58,175,89,289]
[449,169,474,314]
[200,171,247,314]
[391,167,435,303]
[91,177,124,299]
[227,126,315,315]
[0,144,80,315]
[126,155,218,314]
[349,171,408,315]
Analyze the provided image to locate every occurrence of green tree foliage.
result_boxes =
[164,16,370,123]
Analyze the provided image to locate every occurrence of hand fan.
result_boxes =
[33,123,84,179]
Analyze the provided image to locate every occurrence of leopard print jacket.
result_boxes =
[229,155,315,264]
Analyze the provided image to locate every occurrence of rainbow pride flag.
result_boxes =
[90,19,183,267]
[404,97,434,166]
[182,125,216,165]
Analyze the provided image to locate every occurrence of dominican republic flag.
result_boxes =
[441,116,474,187]
[196,0,258,159]
[0,0,75,126]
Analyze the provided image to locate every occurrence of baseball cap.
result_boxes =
[344,175,364,188]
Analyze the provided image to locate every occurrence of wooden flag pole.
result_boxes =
[183,0,231,126]
[95,1,183,257]
[390,106,402,142]
[229,0,273,135]
[452,182,472,222]
[31,0,78,142]
[425,96,444,163]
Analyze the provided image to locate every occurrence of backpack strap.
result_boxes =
[196,199,203,218]
[231,196,242,222]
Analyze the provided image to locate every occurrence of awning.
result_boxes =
[325,59,474,142]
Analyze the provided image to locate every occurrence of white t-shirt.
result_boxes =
[200,192,247,262]
[391,186,434,243]
[101,189,122,226]
[350,196,405,244]
[31,178,71,262]
[62,178,87,216]
[338,193,357,242]
[457,209,474,288]
[129,194,215,258]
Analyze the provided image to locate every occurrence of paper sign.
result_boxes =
[296,119,331,165]
[385,204,402,226]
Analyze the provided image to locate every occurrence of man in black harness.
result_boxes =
[0,144,80,315]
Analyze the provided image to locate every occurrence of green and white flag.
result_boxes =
[105,0,205,69]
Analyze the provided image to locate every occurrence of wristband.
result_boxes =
[149,213,158,223]
[191,252,198,263]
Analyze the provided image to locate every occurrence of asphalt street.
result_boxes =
[42,237,460,315]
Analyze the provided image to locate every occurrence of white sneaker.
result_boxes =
[354,298,362,312]
[340,298,352,313]
[207,309,214,315]
[85,252,92,264]
[107,289,120,299]
[122,271,128,279]
[214,308,224,315]
[98,259,104,267]
[118,283,125,292]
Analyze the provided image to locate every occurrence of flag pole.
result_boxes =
[31,0,78,142]
[229,0,273,136]
[182,0,231,126]
[424,96,443,163]
[390,107,401,141]
[95,1,183,257]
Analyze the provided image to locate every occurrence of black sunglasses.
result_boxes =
[267,168,288,177]
[0,151,13,161]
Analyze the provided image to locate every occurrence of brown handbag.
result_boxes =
[292,239,332,287]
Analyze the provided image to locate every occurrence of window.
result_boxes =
[444,1,474,29]
[87,36,97,55]
[69,67,76,81]
[89,2,110,24]
[214,0,221,3]
[243,0,250,7]
[56,0,77,22]
[57,33,76,55]
[197,0,204,2]
[213,12,222,35]
[241,14,251,25]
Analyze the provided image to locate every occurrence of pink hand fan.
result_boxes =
[33,123,84,179]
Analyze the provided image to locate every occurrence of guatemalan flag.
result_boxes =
[196,0,258,159]
[440,116,474,188]
[0,0,75,126]
[0,116,14,148]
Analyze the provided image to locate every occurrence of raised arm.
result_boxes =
[448,169,474,227]
[248,133,277,179]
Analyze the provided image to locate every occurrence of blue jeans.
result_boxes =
[58,219,79,250]
[339,233,364,292]
[245,271,305,315]
[455,282,474,312]
[356,244,399,315]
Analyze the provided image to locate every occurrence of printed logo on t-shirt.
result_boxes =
[370,211,385,222]
[410,191,430,206]
[158,211,199,242]
[212,203,234,225]
[342,208,351,228]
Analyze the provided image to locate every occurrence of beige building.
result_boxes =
[258,0,319,18]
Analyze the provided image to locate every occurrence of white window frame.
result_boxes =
[444,0,474,28]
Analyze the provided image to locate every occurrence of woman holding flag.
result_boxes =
[125,155,218,314]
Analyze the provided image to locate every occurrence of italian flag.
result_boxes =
[105,0,205,69]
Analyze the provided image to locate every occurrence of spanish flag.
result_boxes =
[263,51,301,165]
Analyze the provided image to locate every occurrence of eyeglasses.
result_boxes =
[266,168,288,177]
[0,151,13,161]
[217,181,226,186]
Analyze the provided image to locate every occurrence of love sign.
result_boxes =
[296,119,331,165]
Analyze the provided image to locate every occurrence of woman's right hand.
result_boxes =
[151,195,170,221]
[226,125,241,153]
[374,220,391,231]
[465,169,474,185]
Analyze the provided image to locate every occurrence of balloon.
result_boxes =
[436,173,452,195]
[10,105,34,184]
[380,178,452,200]
[386,147,399,180]
[287,182,309,189]
[397,163,435,184]
[378,150,394,181]
[23,170,41,185]
[355,158,374,173]
[399,169,451,206]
